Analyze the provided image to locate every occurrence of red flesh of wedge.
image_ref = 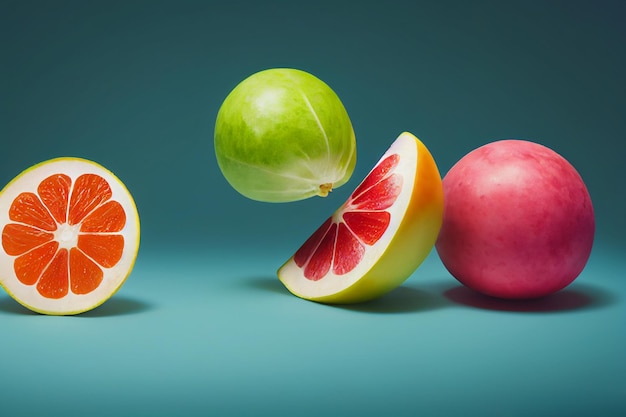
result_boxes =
[278,132,444,304]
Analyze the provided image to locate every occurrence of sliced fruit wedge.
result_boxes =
[278,132,443,303]
[0,158,140,315]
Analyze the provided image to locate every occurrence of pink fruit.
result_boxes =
[435,140,595,299]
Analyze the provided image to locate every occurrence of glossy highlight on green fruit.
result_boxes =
[214,68,356,202]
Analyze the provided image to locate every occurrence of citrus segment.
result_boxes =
[38,173,71,224]
[2,224,54,255]
[351,153,401,207]
[333,223,365,275]
[69,247,103,295]
[80,201,126,232]
[68,174,113,225]
[343,211,390,245]
[293,154,403,281]
[38,249,69,299]
[14,241,58,285]
[0,158,140,315]
[9,193,58,231]
[77,234,124,267]
[278,132,444,304]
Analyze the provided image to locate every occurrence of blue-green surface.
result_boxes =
[1,1,624,416]
[1,244,624,417]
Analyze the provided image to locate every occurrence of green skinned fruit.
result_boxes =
[214,68,356,202]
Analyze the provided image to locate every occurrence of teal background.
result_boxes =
[1,1,624,416]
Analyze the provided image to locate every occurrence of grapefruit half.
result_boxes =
[0,158,140,315]
[278,132,443,303]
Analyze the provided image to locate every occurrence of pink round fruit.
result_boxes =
[435,139,595,299]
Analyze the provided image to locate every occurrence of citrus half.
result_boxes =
[0,158,140,315]
[278,132,443,303]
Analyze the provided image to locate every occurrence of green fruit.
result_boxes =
[214,68,356,202]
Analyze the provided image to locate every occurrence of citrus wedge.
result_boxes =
[0,158,140,315]
[278,132,443,303]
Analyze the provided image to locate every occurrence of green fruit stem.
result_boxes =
[318,183,333,197]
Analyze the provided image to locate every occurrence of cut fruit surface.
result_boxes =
[278,132,443,303]
[0,158,140,315]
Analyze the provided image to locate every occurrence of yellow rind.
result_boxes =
[278,132,444,303]
[0,157,141,315]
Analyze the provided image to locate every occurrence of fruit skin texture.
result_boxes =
[278,132,444,303]
[435,140,595,299]
[214,68,356,202]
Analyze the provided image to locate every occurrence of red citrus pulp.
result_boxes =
[278,132,443,303]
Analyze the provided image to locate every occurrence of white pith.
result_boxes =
[278,132,418,298]
[55,223,80,249]
[0,158,140,315]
